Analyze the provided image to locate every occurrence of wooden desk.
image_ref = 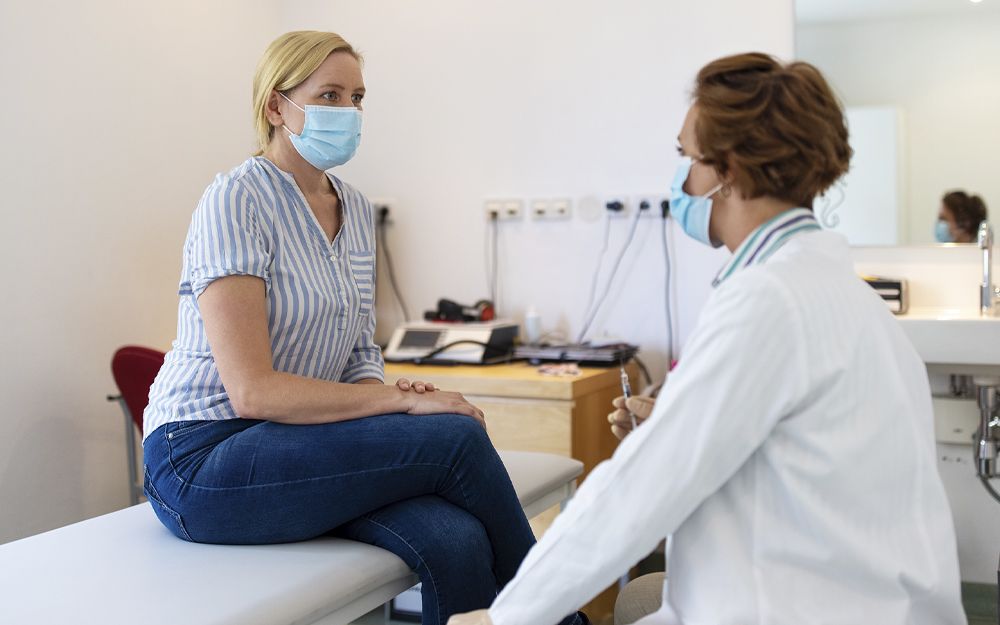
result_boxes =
[384,361,640,624]
[384,361,638,490]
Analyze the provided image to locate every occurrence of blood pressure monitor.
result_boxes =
[384,320,519,364]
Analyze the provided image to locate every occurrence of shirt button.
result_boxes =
[329,254,336,261]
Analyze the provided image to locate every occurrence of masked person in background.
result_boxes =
[449,53,964,625]
[142,31,587,625]
[936,190,988,243]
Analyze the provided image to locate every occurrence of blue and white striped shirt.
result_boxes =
[143,157,383,440]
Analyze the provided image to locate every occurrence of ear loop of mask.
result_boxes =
[704,182,724,198]
[690,157,725,199]
[279,92,306,137]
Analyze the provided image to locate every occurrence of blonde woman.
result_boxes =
[142,31,577,625]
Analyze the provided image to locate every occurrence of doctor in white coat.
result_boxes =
[449,53,965,625]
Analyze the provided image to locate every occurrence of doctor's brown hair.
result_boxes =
[693,53,852,209]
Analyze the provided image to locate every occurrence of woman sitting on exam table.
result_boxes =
[141,30,586,625]
[449,53,965,625]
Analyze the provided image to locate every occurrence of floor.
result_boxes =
[963,582,998,625]
[349,605,412,625]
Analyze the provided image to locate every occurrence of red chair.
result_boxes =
[107,346,166,506]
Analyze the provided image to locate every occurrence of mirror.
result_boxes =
[795,0,1000,245]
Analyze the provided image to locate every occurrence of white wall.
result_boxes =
[0,0,793,543]
[797,10,1000,245]
[0,0,282,543]
[822,107,901,246]
[282,0,794,379]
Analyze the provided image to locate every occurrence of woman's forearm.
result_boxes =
[198,275,482,425]
[232,370,412,423]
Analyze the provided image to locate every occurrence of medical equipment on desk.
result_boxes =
[513,342,638,366]
[524,305,540,344]
[423,298,495,323]
[383,319,518,365]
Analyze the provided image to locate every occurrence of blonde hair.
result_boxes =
[252,31,362,155]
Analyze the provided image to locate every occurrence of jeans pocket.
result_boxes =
[167,420,218,438]
[144,465,194,542]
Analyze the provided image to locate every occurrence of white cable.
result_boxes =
[662,212,674,365]
[580,212,612,330]
[577,206,643,344]
[484,215,498,311]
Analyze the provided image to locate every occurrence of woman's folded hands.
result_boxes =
[396,378,487,430]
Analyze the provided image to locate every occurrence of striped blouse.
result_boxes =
[143,157,384,440]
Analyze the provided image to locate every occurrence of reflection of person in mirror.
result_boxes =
[936,190,988,243]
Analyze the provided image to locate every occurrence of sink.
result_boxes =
[896,307,1000,376]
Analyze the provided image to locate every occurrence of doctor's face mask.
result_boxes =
[670,156,724,247]
[281,92,362,170]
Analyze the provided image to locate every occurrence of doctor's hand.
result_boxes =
[446,609,492,625]
[608,395,656,440]
[395,378,437,393]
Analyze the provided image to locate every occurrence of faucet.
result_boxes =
[978,220,1000,316]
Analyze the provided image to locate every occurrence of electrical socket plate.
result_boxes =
[485,199,524,221]
[577,196,604,223]
[369,197,397,222]
[529,199,549,220]
[633,194,671,218]
[605,195,630,218]
[551,198,572,219]
[530,197,572,221]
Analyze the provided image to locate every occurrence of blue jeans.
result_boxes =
[143,413,583,625]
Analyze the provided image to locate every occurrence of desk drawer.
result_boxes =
[467,395,572,457]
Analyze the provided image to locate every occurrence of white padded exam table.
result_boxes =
[0,450,582,625]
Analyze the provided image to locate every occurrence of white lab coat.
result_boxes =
[489,229,965,625]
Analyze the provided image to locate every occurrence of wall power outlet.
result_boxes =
[485,199,524,221]
[530,198,572,220]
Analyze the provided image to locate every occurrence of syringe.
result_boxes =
[620,365,638,430]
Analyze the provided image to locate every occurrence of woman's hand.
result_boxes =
[395,378,436,393]
[406,388,487,430]
[446,609,492,625]
[607,395,656,440]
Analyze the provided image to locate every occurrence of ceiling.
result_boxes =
[796,0,1000,24]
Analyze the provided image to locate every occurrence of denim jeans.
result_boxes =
[143,413,583,625]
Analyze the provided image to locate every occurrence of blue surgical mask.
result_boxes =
[281,93,362,170]
[670,156,724,247]
[934,220,954,243]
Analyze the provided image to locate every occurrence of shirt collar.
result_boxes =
[713,208,821,287]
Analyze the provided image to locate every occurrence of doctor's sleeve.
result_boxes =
[488,272,812,625]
